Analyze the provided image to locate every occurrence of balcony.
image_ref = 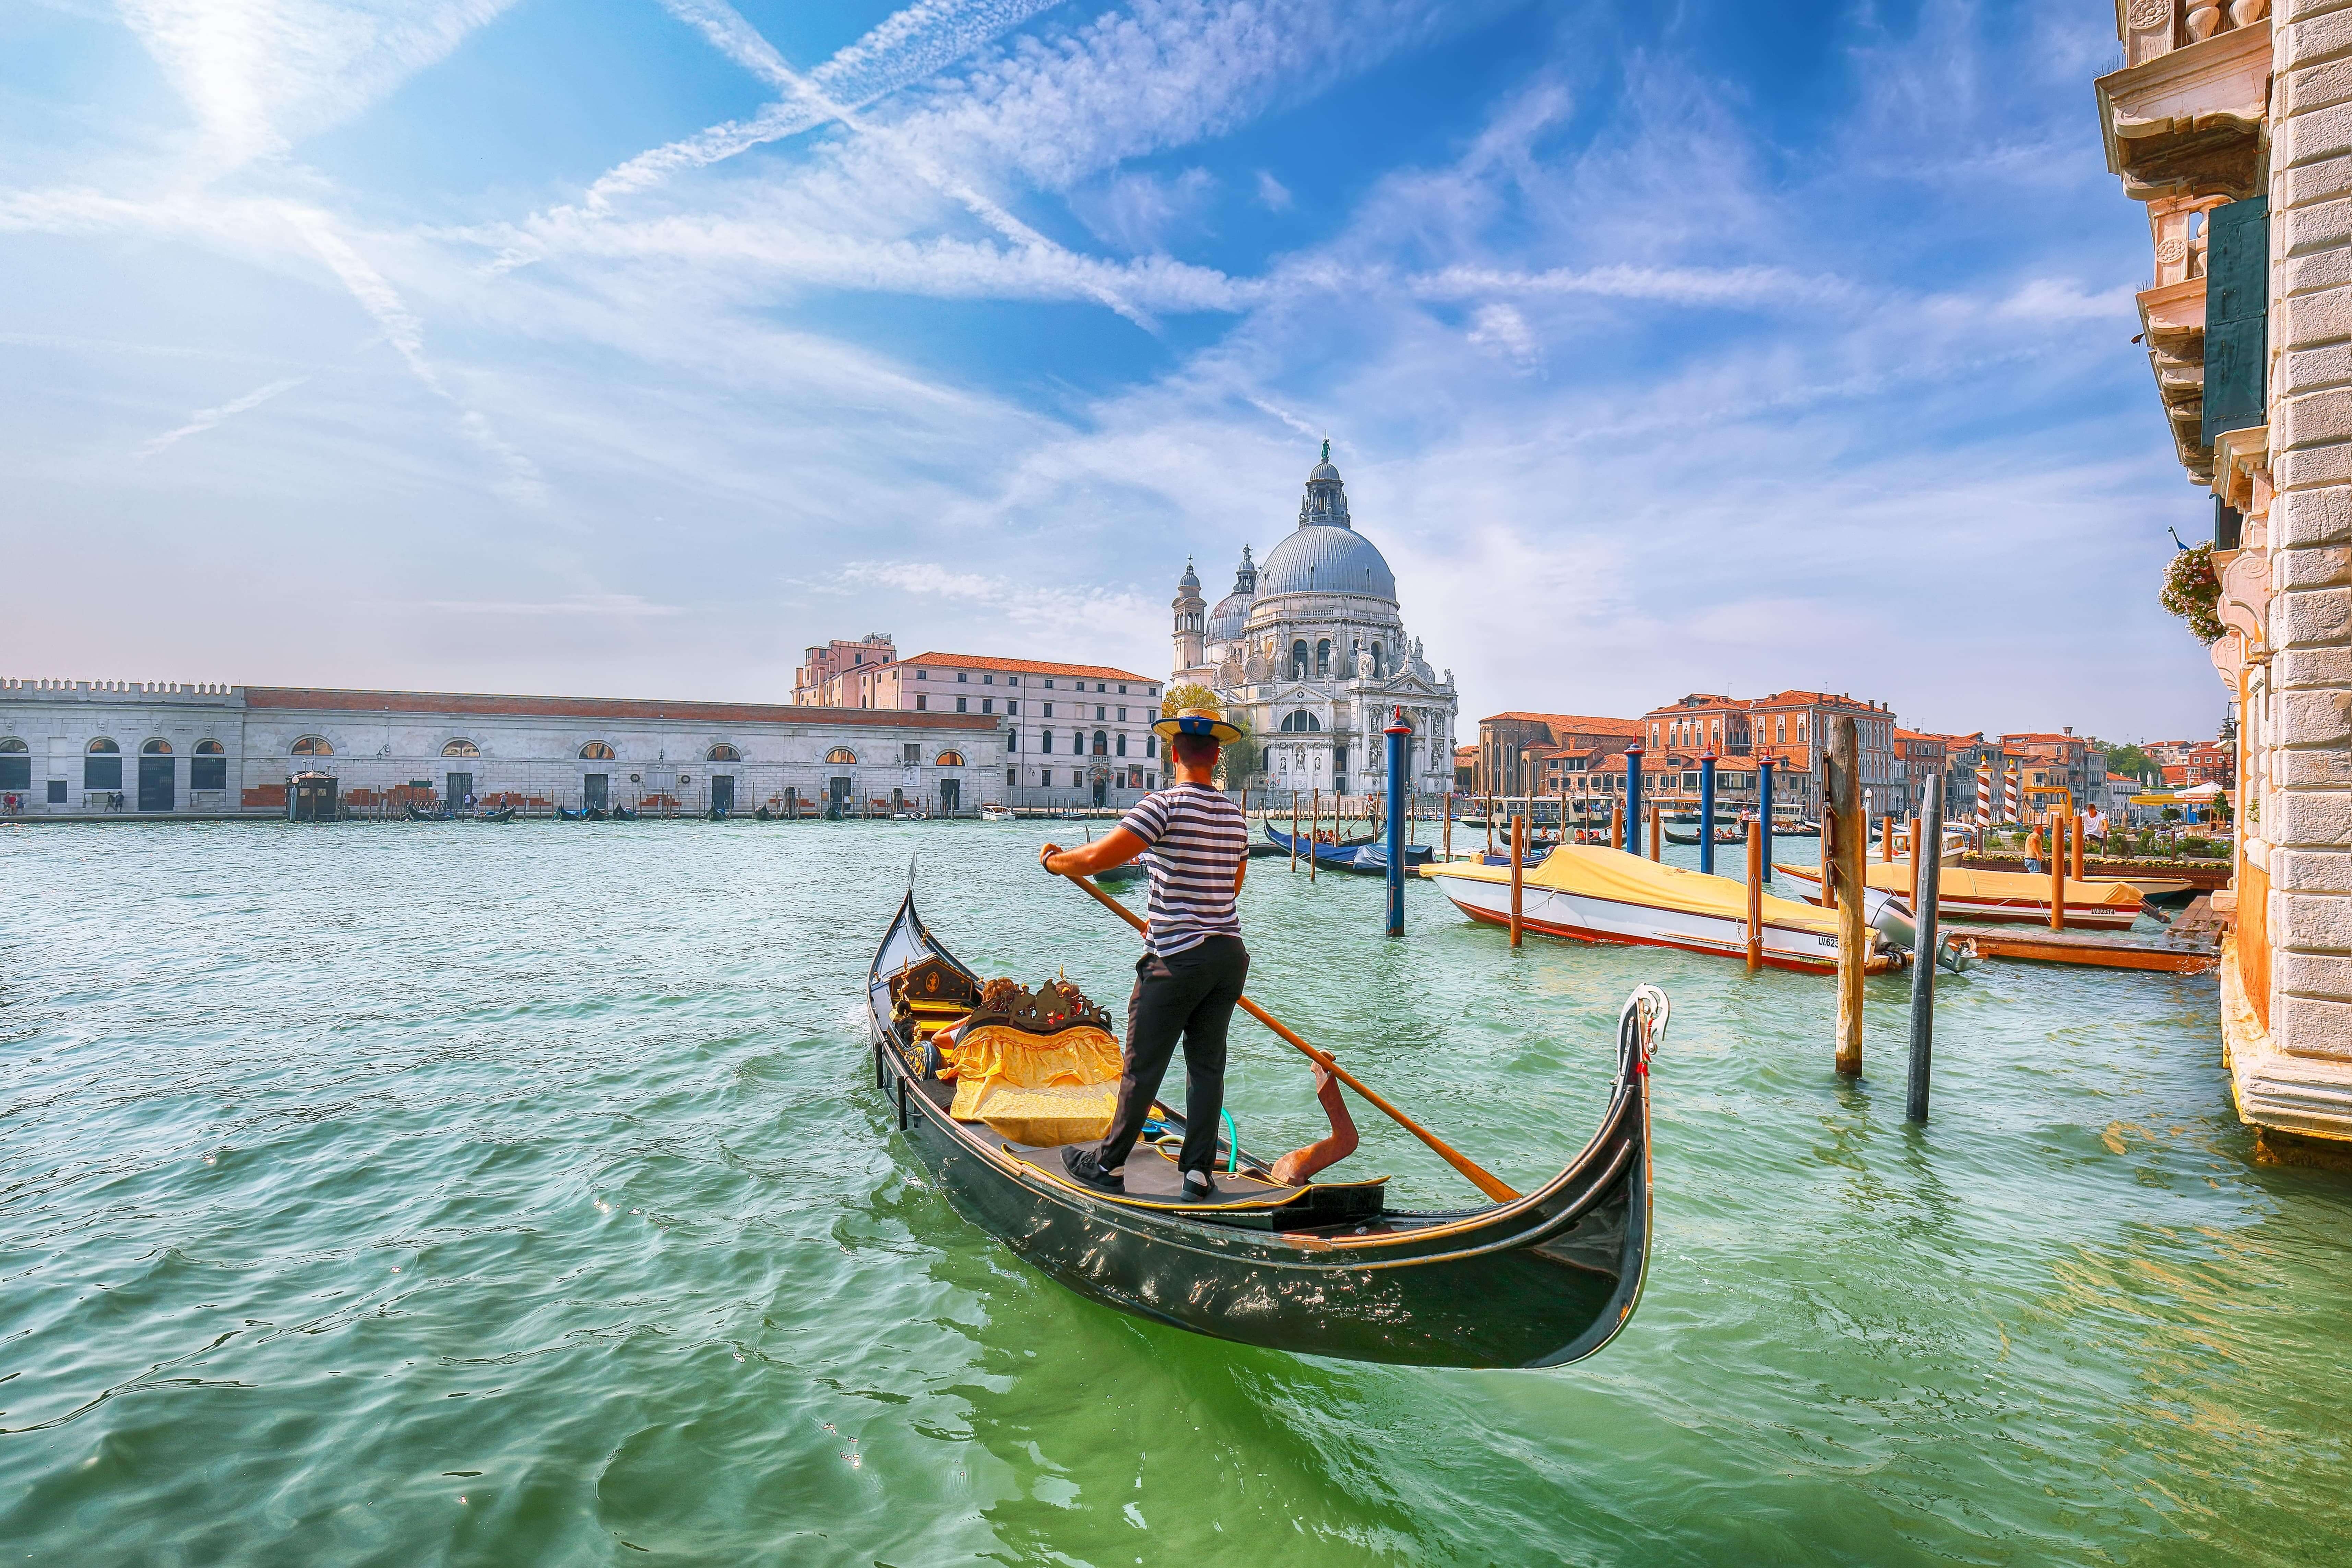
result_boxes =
[2097,8,2271,203]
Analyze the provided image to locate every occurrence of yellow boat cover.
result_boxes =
[1775,862,2143,909]
[938,1022,1124,1147]
[1421,845,1844,935]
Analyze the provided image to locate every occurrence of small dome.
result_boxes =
[1176,556,1201,592]
[1308,460,1341,483]
[1208,592,1254,643]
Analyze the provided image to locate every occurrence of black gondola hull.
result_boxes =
[867,890,1654,1369]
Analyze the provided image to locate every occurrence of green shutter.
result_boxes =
[2201,195,2269,446]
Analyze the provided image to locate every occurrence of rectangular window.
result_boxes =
[982,699,994,714]
[85,754,121,789]
[957,672,968,682]
[916,694,928,711]
[1044,679,1054,688]
[1043,702,1054,717]
[190,755,226,791]
[1117,707,1127,721]
[48,779,68,804]
[1118,685,1127,694]
[1147,773,1157,789]
[1072,770,1083,787]
[1008,677,1018,686]
[1095,706,1105,721]
[903,742,920,764]
[1008,767,1016,785]
[0,754,28,791]
[1007,701,1018,715]
[957,697,968,713]
[983,674,994,684]
[1096,682,1106,692]
[917,669,927,680]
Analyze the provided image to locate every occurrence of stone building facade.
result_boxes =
[2096,0,2352,1148]
[1475,712,1643,797]
[0,679,1003,818]
[1172,446,1459,799]
[793,633,898,707]
[845,652,1165,809]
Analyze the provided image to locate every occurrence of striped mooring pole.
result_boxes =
[1698,752,1718,875]
[1383,709,1410,937]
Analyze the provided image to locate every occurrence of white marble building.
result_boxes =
[0,679,1004,817]
[1172,446,1458,798]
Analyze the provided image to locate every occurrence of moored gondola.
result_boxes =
[479,807,516,823]
[866,885,1665,1368]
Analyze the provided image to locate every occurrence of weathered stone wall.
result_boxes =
[2267,0,2352,1055]
[0,684,1005,817]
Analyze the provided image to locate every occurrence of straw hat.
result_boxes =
[1152,706,1242,745]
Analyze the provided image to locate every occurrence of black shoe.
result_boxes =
[1180,1169,1219,1201]
[1061,1145,1124,1193]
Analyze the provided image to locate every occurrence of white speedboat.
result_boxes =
[979,803,1016,823]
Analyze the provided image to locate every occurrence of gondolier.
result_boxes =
[1037,706,1250,1200]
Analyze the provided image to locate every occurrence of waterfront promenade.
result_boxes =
[2,818,2345,1564]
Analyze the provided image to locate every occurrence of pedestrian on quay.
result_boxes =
[1037,707,1250,1202]
[2023,818,2046,875]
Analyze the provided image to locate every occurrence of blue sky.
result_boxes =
[0,0,2223,742]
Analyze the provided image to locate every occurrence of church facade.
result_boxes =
[1172,446,1458,799]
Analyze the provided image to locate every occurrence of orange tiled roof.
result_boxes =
[895,652,1160,682]
[1480,711,1644,735]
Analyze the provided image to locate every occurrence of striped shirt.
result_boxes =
[1121,782,1248,956]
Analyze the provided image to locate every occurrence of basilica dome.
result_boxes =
[1256,525,1395,599]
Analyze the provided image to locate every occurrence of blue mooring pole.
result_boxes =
[1383,711,1410,937]
[1698,752,1718,875]
[1624,745,1643,850]
[1758,758,1775,882]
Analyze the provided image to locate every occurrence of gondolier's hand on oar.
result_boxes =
[1041,831,1146,877]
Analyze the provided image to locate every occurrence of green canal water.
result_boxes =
[3,820,2348,1566]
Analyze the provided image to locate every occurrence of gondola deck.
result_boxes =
[865,882,1666,1368]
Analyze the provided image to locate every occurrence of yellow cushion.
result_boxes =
[940,1022,1124,1145]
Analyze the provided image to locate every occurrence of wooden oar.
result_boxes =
[1057,869,1521,1203]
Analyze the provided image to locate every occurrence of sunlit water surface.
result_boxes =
[2,820,2347,1566]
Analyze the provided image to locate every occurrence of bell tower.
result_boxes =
[1172,557,1205,673]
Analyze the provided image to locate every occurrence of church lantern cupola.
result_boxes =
[1299,438,1351,528]
[1173,556,1206,669]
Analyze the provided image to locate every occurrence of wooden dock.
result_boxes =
[1952,895,2223,974]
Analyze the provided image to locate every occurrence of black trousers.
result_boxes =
[1096,935,1250,1176]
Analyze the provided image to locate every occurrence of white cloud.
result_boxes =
[1254,169,1292,211]
[138,373,307,456]
[1069,167,1219,254]
[1464,302,1538,371]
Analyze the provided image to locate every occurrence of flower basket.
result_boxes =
[2160,544,2224,644]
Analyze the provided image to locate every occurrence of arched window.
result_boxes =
[825,747,857,765]
[87,738,120,753]
[1370,641,1383,677]
[579,741,615,760]
[0,737,27,793]
[141,739,171,755]
[935,750,965,767]
[1291,639,1310,680]
[441,739,479,758]
[191,739,226,792]
[292,736,332,756]
[1315,639,1331,678]
[1279,710,1322,733]
[1116,733,1128,757]
[1092,730,1108,756]
[706,743,741,762]
[85,737,122,791]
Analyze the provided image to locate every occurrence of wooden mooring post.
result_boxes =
[1745,818,1764,972]
[1611,805,1623,850]
[2048,814,2065,931]
[1510,814,1526,947]
[2072,809,2086,882]
[1828,715,1865,1077]
[1907,774,1946,1122]
[1291,789,1299,871]
[1648,804,1661,861]
[1310,788,1319,883]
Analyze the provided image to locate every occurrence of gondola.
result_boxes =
[557,806,588,821]
[609,806,636,821]
[404,805,452,822]
[1335,840,1437,876]
[1262,824,1379,868]
[1662,825,1747,846]
[866,885,1665,1368]
[478,807,516,823]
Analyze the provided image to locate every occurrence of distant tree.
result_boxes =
[1161,681,1219,717]
[2104,741,2153,782]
